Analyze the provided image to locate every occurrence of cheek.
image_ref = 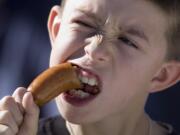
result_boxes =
[49,33,86,66]
[96,71,150,116]
[104,56,160,101]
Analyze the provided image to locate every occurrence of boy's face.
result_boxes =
[49,0,168,123]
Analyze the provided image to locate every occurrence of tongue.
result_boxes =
[83,83,99,95]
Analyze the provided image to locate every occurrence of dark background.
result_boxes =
[0,0,179,133]
[0,0,60,117]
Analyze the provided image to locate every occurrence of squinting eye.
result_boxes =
[74,20,93,28]
[118,36,138,49]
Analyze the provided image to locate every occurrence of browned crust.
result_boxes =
[27,63,81,106]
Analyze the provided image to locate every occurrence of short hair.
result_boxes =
[60,0,66,10]
[150,0,180,61]
[60,0,180,61]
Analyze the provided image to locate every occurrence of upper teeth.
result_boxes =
[79,75,98,86]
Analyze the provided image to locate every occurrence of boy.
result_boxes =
[0,0,179,134]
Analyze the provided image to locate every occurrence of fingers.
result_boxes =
[0,124,14,135]
[12,87,26,114]
[0,110,18,134]
[0,87,40,135]
[23,92,39,116]
[18,92,40,135]
[0,96,23,126]
[12,87,26,103]
[0,95,22,135]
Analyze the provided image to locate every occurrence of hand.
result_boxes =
[0,87,40,135]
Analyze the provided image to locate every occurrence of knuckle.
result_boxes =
[0,110,11,123]
[16,87,26,91]
[0,125,13,135]
[13,88,26,103]
[15,87,26,95]
[2,96,13,102]
[0,96,14,108]
[0,111,19,134]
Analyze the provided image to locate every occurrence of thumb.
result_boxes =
[19,92,40,135]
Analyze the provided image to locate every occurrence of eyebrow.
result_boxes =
[126,26,149,43]
[75,8,149,43]
[75,8,103,24]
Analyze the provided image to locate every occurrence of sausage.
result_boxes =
[27,63,81,106]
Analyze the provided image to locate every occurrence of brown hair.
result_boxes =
[60,0,67,11]
[149,0,180,61]
[60,0,180,61]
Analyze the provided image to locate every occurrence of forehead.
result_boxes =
[64,0,168,28]
[65,0,168,46]
[63,0,168,45]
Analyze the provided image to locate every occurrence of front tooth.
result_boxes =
[80,92,90,98]
[82,76,89,84]
[76,90,90,98]
[69,89,90,98]
[88,78,97,86]
[69,89,77,95]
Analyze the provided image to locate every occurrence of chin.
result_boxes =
[59,107,100,125]
[56,95,104,124]
[61,113,93,125]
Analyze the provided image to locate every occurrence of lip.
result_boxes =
[60,61,102,106]
[62,92,98,107]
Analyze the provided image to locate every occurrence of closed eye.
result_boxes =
[74,20,94,28]
[118,36,138,49]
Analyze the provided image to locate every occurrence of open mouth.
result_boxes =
[66,63,101,99]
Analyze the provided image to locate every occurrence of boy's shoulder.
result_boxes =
[37,115,180,135]
[150,119,180,135]
[170,131,180,135]
[160,123,180,135]
[37,115,69,135]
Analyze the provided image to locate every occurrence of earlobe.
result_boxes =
[47,5,61,45]
[149,61,180,93]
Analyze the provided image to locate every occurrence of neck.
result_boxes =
[66,96,150,135]
[66,112,150,135]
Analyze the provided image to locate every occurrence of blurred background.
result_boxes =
[0,0,60,117]
[0,0,179,133]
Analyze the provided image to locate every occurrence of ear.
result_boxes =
[149,61,180,93]
[47,5,62,46]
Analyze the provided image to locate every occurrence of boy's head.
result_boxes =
[60,0,180,61]
[47,0,180,123]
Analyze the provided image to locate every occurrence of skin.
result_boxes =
[0,0,179,134]
[49,0,179,134]
[0,88,39,135]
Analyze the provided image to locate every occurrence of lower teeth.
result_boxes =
[69,89,90,98]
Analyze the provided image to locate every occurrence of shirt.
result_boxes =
[37,116,179,135]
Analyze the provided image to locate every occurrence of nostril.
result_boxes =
[84,34,110,62]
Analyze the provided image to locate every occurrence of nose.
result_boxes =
[84,34,111,63]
